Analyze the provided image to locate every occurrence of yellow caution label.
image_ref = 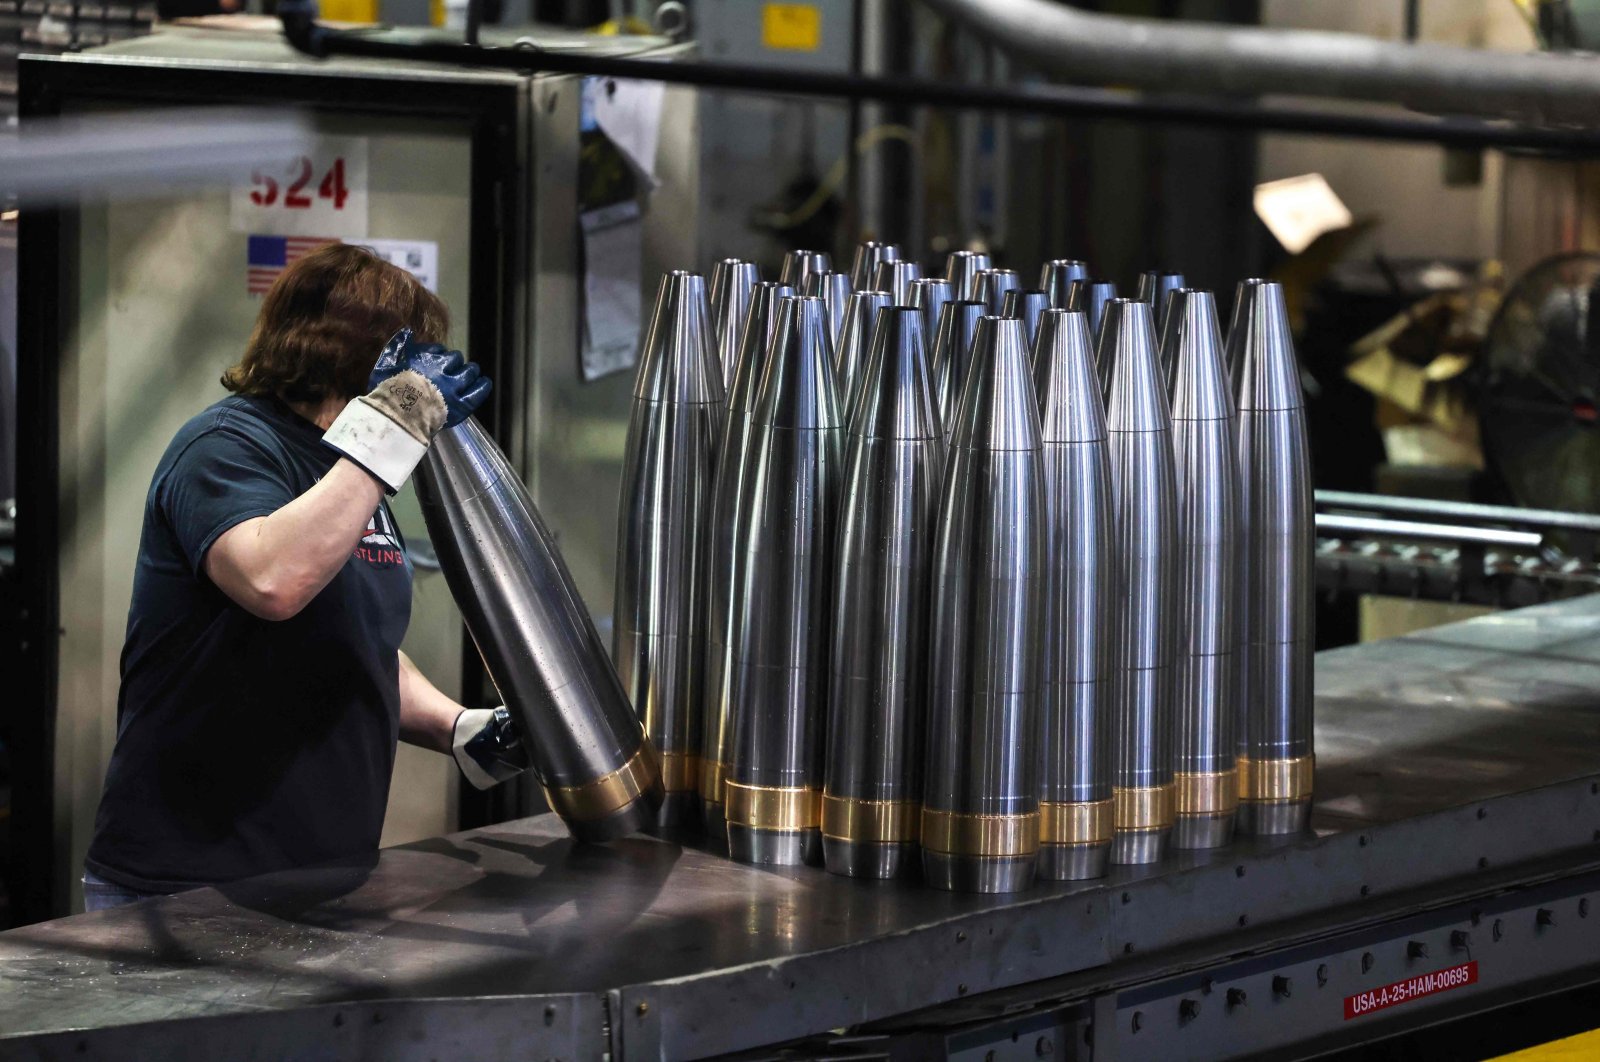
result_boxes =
[762,3,822,52]
[317,0,379,22]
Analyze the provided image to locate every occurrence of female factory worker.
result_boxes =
[83,244,526,911]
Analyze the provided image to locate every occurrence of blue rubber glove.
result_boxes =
[369,328,493,427]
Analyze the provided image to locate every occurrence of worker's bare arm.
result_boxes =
[204,458,383,621]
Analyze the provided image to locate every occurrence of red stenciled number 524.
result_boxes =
[249,157,349,211]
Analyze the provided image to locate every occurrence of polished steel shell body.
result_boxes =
[931,300,987,444]
[850,240,900,290]
[945,249,993,301]
[873,260,923,305]
[709,259,761,391]
[1033,310,1114,880]
[1235,282,1315,835]
[923,316,1045,893]
[1001,288,1050,351]
[910,278,954,354]
[779,249,831,289]
[975,268,1021,315]
[824,307,942,878]
[1040,259,1090,308]
[1167,291,1240,850]
[418,420,663,842]
[613,272,725,826]
[700,282,795,836]
[804,269,853,349]
[725,297,844,866]
[1100,299,1179,865]
[833,290,893,418]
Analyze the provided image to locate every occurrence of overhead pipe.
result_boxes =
[919,0,1600,127]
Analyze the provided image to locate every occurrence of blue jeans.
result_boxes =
[82,869,169,912]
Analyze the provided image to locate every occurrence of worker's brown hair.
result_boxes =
[221,243,449,403]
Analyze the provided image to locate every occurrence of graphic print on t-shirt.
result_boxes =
[356,505,406,569]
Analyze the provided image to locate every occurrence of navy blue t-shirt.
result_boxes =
[86,394,413,892]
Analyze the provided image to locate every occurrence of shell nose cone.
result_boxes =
[932,299,987,432]
[1157,287,1191,395]
[910,278,954,352]
[1000,288,1049,351]
[753,296,843,431]
[1169,290,1233,423]
[1136,270,1186,319]
[728,282,795,415]
[1068,279,1119,339]
[634,271,723,405]
[1101,299,1169,432]
[1040,259,1090,308]
[850,240,900,290]
[944,249,993,300]
[803,269,853,348]
[873,260,922,305]
[1034,309,1105,445]
[780,249,832,288]
[951,316,1043,452]
[975,268,1021,315]
[851,305,940,441]
[834,290,893,412]
[1237,282,1304,413]
[709,260,761,388]
[1225,277,1269,397]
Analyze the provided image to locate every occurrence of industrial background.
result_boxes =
[4,0,1600,1059]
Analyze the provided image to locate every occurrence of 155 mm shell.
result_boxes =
[613,272,724,827]
[1034,309,1114,880]
[1235,282,1315,835]
[418,420,663,842]
[1100,298,1179,865]
[700,282,794,836]
[923,315,1045,893]
[1167,290,1241,849]
[725,296,844,865]
[824,306,942,878]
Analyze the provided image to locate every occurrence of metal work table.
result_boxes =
[4,598,1600,1060]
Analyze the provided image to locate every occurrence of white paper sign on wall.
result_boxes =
[230,135,369,238]
[353,238,440,293]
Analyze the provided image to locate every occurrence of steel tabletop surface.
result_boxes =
[4,597,1600,1058]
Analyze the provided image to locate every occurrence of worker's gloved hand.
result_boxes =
[452,706,532,790]
[367,329,491,428]
[323,329,493,494]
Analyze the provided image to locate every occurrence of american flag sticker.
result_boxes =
[246,234,337,295]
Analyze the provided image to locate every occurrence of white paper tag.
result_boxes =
[581,202,643,382]
[231,135,369,238]
[1254,172,1352,256]
[352,238,439,293]
[582,77,665,184]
